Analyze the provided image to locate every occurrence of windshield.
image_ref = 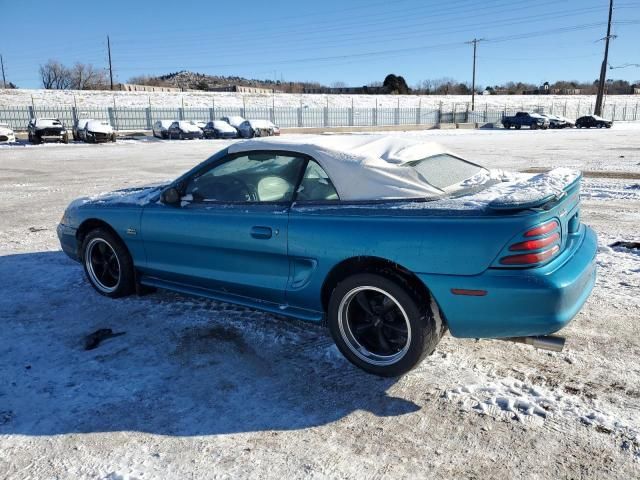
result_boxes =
[407,154,485,190]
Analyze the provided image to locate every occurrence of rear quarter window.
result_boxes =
[407,154,484,190]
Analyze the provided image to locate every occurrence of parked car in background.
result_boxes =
[152,120,174,139]
[73,118,92,141]
[237,119,280,138]
[57,135,597,377]
[575,115,612,129]
[220,116,246,129]
[541,114,574,129]
[167,121,204,140]
[27,118,69,144]
[0,123,16,143]
[502,112,549,130]
[202,120,238,139]
[189,120,207,130]
[84,120,116,143]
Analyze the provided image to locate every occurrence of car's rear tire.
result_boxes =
[328,273,443,377]
[82,228,135,298]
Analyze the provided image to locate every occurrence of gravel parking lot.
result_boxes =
[1,127,639,479]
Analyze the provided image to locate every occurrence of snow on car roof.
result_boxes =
[176,121,202,131]
[34,118,63,126]
[212,120,236,130]
[228,135,455,200]
[248,119,274,128]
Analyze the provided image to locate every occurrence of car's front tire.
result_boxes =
[82,228,135,298]
[328,273,443,377]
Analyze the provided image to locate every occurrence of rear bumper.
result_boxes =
[57,223,80,262]
[420,225,598,338]
[39,135,66,142]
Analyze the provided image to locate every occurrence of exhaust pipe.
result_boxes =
[501,335,566,352]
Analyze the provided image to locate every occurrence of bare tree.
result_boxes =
[70,63,108,90]
[39,60,71,89]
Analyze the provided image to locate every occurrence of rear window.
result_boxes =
[407,154,484,190]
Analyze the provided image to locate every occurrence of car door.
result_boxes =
[139,150,308,305]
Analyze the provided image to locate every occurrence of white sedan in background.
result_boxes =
[237,119,280,138]
[152,120,174,139]
[0,123,16,143]
[220,115,246,129]
[84,120,116,143]
[73,118,92,141]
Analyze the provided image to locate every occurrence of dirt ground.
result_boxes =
[0,127,639,479]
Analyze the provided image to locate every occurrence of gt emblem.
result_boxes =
[126,228,137,235]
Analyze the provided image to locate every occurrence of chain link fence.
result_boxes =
[1,101,639,131]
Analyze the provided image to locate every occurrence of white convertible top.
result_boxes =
[228,135,457,200]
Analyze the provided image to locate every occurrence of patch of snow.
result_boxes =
[446,377,640,448]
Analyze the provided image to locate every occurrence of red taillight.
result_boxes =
[500,219,562,266]
[500,245,560,265]
[509,232,560,251]
[524,220,558,237]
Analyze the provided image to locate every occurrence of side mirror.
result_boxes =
[161,187,181,206]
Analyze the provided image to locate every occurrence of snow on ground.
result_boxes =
[2,88,639,116]
[0,127,639,479]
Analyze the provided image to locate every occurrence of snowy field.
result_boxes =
[0,126,639,479]
[2,88,639,115]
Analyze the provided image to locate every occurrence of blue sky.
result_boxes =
[2,0,639,89]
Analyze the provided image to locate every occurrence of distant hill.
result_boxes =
[128,70,324,93]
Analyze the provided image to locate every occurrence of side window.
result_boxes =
[185,153,306,203]
[296,160,339,202]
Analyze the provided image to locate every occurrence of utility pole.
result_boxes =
[466,38,484,111]
[594,0,614,116]
[107,35,114,90]
[0,54,6,89]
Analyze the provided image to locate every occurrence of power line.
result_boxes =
[609,63,640,69]
[107,11,612,70]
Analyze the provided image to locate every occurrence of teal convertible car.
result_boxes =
[58,135,597,376]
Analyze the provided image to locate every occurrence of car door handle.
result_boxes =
[250,226,272,239]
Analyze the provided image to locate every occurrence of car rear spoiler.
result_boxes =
[487,169,582,211]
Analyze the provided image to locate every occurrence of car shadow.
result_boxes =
[0,251,419,437]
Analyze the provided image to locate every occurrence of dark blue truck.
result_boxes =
[502,112,550,130]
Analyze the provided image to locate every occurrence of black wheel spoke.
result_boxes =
[355,291,374,316]
[375,327,391,353]
[355,322,374,334]
[380,298,397,315]
[383,322,407,333]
